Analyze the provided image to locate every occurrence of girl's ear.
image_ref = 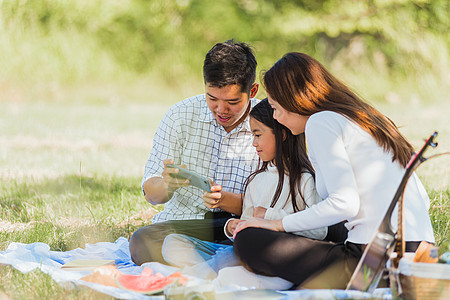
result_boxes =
[282,129,287,141]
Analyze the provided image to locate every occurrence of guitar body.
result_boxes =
[347,226,396,292]
[346,132,438,292]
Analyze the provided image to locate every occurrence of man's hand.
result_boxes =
[253,206,267,218]
[162,159,190,192]
[202,187,243,215]
[202,185,223,209]
[225,219,243,236]
[143,159,190,205]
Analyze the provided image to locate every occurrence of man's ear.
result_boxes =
[249,83,259,98]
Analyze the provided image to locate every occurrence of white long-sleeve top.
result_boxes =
[282,111,435,244]
[226,164,327,240]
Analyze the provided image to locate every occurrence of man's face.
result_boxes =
[205,83,258,133]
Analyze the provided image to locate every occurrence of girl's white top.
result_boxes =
[226,164,327,240]
[282,111,435,244]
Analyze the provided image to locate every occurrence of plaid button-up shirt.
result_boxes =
[142,94,260,222]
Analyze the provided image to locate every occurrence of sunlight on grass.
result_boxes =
[0,1,448,298]
[0,101,168,179]
[0,266,114,300]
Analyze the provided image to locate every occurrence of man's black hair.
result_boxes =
[203,39,257,94]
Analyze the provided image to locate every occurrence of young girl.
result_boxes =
[161,99,328,287]
[233,52,435,289]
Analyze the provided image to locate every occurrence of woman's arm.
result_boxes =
[290,174,328,240]
[282,113,360,233]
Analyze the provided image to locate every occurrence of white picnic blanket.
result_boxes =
[0,237,391,299]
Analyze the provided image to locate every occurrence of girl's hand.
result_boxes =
[202,185,223,209]
[233,218,284,239]
[226,219,243,236]
[253,206,267,218]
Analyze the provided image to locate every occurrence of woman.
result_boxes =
[232,52,435,289]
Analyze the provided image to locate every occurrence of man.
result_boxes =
[129,40,260,265]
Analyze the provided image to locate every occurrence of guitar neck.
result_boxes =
[346,131,438,292]
[378,132,437,237]
[394,193,405,266]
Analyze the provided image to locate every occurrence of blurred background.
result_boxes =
[0,0,449,184]
[0,4,448,293]
[0,0,449,268]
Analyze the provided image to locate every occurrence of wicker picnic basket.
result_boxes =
[389,252,450,299]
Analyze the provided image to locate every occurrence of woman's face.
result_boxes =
[267,95,309,135]
[249,117,276,162]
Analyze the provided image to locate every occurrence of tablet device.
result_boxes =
[166,164,212,192]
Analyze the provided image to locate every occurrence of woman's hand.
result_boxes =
[233,217,284,239]
[202,185,223,209]
[253,206,267,218]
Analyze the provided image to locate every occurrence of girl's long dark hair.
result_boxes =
[263,52,414,167]
[244,98,315,212]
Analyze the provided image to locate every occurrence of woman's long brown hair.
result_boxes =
[263,52,414,167]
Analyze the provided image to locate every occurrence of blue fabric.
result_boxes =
[175,235,240,273]
[0,237,164,299]
[0,237,392,299]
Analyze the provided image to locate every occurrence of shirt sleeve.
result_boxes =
[240,181,255,220]
[141,108,183,192]
[223,218,238,241]
[282,113,360,233]
[290,173,327,240]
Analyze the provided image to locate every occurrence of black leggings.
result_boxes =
[233,228,362,289]
[129,214,232,265]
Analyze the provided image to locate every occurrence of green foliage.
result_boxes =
[1,0,448,102]
[0,2,447,298]
[429,189,450,254]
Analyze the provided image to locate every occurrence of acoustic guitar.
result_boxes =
[346,131,439,292]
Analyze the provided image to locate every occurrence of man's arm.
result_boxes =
[219,191,243,215]
[143,177,170,205]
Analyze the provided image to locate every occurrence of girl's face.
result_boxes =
[268,95,309,135]
[249,117,276,162]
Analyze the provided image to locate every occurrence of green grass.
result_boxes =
[0,92,448,298]
[0,174,164,299]
[0,1,448,297]
[0,175,158,247]
[0,267,114,300]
